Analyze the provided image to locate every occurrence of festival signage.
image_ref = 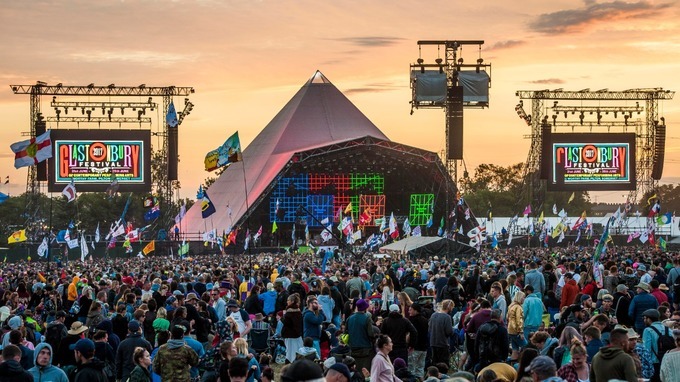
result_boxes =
[548,133,636,191]
[48,129,151,192]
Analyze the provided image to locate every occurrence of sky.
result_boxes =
[1,0,679,206]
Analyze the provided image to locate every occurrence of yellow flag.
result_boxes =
[142,240,155,255]
[7,229,27,244]
[568,192,575,204]
[272,221,278,233]
[647,194,658,206]
[538,211,544,223]
[344,202,352,214]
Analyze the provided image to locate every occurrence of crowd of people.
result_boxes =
[1,244,680,382]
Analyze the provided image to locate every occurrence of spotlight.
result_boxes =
[435,58,443,64]
[477,58,484,64]
[417,58,424,64]
[457,58,464,65]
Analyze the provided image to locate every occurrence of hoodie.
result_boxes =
[0,359,33,382]
[541,337,559,357]
[28,343,70,382]
[590,346,637,382]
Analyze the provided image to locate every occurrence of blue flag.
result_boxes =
[166,101,178,128]
[0,192,8,204]
[201,190,216,219]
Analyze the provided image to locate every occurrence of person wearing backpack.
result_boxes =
[641,308,673,382]
[666,258,680,310]
[44,310,68,354]
[474,309,509,372]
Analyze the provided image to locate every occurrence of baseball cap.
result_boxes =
[580,294,592,302]
[327,362,351,381]
[616,284,628,293]
[227,299,239,308]
[389,304,400,313]
[525,355,557,374]
[128,321,141,332]
[70,338,95,353]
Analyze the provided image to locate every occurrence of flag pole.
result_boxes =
[240,154,253,284]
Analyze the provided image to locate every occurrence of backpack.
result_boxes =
[476,321,500,366]
[671,268,680,298]
[650,325,675,362]
[45,323,65,351]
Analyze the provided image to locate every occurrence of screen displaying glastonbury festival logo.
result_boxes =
[548,133,636,191]
[48,129,151,192]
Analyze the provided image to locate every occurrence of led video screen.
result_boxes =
[548,133,636,191]
[47,129,151,192]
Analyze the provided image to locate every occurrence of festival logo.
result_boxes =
[55,140,145,183]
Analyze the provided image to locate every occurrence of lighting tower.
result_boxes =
[409,40,491,182]
[515,88,674,207]
[10,82,194,235]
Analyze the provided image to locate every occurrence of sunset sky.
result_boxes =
[1,0,679,206]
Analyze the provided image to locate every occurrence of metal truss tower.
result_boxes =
[515,88,674,207]
[10,82,194,232]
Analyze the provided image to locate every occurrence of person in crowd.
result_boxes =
[475,309,509,371]
[523,285,545,339]
[557,338,589,382]
[71,338,108,382]
[152,325,199,382]
[116,321,152,382]
[128,347,152,382]
[430,299,455,368]
[380,303,417,364]
[281,293,304,364]
[590,327,637,382]
[347,298,375,372]
[630,282,660,334]
[28,343,69,382]
[0,344,35,381]
[524,356,561,382]
[370,334,403,382]
[508,290,527,362]
[660,328,680,382]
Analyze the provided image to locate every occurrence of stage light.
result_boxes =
[55,109,61,120]
[52,96,57,103]
[86,110,91,121]
[64,107,68,115]
[417,58,424,64]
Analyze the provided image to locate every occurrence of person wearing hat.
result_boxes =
[227,299,253,340]
[274,280,290,315]
[590,327,637,382]
[642,308,670,380]
[70,338,108,381]
[525,355,560,382]
[638,264,653,284]
[115,321,152,382]
[281,358,325,382]
[346,298,375,372]
[613,284,634,327]
[326,361,351,382]
[629,282,659,334]
[381,303,417,365]
[56,321,90,368]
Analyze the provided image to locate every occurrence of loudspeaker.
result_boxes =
[652,122,666,180]
[447,86,464,160]
[167,126,178,180]
[540,123,552,180]
[35,117,48,181]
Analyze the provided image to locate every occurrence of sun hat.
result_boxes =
[67,321,89,335]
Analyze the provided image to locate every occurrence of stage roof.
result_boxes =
[182,71,390,233]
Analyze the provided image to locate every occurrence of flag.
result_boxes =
[291,224,296,245]
[350,229,362,243]
[67,237,79,249]
[144,205,160,222]
[304,225,310,245]
[388,213,399,239]
[321,223,333,242]
[80,234,89,261]
[253,226,263,241]
[593,217,613,263]
[344,202,353,215]
[275,199,280,220]
[166,101,178,127]
[62,180,77,202]
[649,201,661,217]
[412,226,422,237]
[403,218,412,237]
[37,237,48,257]
[143,196,156,208]
[123,237,132,253]
[179,240,189,256]
[3,176,7,184]
[272,221,278,233]
[7,229,27,244]
[201,190,217,219]
[523,204,532,216]
[10,130,52,168]
[571,211,587,231]
[106,219,125,240]
[107,236,116,249]
[647,194,658,206]
[659,237,667,251]
[552,204,557,214]
[143,240,155,255]
[126,229,140,242]
[94,223,100,243]
[426,215,433,228]
[491,232,498,249]
[568,192,575,203]
[658,211,673,225]
[204,131,242,172]
[359,209,372,226]
[0,192,7,204]
[538,211,544,224]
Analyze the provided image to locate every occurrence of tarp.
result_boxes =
[379,236,476,258]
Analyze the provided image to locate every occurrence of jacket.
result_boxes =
[115,333,152,381]
[642,321,667,364]
[560,280,580,308]
[302,308,326,340]
[590,346,637,382]
[28,343,69,382]
[347,312,375,349]
[429,311,454,348]
[381,311,417,349]
[525,269,546,296]
[523,292,545,327]
[408,313,429,351]
[127,365,152,382]
[507,302,524,335]
[628,292,659,330]
[0,359,34,382]
[281,306,303,339]
[152,340,199,382]
[73,359,108,382]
